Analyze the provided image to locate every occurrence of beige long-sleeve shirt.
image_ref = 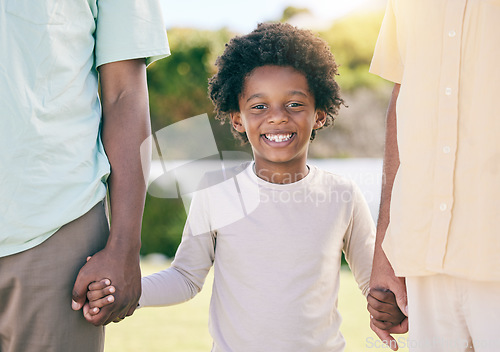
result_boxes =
[370,0,500,280]
[139,163,375,351]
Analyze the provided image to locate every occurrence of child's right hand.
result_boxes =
[85,279,116,316]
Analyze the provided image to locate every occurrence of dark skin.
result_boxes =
[71,58,151,325]
[367,288,407,331]
[369,84,408,350]
[84,270,409,329]
[85,72,409,333]
[84,67,409,333]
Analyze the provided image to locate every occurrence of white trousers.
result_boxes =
[406,274,500,352]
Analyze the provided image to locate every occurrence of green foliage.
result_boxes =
[280,6,311,22]
[147,12,388,131]
[140,195,187,258]
[146,27,241,152]
[319,11,388,92]
[140,11,389,257]
[142,28,252,257]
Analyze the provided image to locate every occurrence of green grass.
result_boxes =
[104,261,409,351]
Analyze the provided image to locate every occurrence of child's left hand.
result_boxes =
[367,288,407,330]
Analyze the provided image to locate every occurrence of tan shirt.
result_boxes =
[370,0,500,280]
[139,163,375,351]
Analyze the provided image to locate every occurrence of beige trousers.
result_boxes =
[406,274,500,352]
[0,202,109,352]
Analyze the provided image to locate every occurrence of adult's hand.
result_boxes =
[72,243,141,325]
[369,252,408,350]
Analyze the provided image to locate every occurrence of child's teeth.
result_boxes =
[266,133,292,142]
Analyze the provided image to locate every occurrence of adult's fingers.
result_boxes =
[72,269,91,311]
[369,288,394,304]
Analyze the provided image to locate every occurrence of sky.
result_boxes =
[159,0,385,33]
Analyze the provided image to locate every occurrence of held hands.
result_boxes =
[71,246,141,325]
[369,245,408,351]
[367,288,408,351]
[367,288,406,328]
[84,279,118,321]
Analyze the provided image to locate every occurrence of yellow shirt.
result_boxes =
[370,0,500,281]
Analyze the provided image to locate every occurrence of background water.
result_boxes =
[309,158,383,220]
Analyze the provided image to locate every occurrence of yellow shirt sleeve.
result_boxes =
[369,0,403,83]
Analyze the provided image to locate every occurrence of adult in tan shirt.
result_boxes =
[368,1,500,351]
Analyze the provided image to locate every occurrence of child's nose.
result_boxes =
[267,106,289,124]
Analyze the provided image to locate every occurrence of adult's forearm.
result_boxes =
[100,59,151,252]
[368,83,408,344]
[374,83,400,261]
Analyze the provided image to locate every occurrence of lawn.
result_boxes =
[104,259,408,351]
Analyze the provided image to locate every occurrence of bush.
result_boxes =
[140,194,187,258]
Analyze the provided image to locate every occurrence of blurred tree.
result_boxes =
[140,195,186,258]
[319,11,387,92]
[280,6,311,22]
[146,27,246,153]
[140,10,390,258]
[142,28,250,257]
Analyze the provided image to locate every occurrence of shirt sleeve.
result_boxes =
[95,0,170,68]
[139,189,215,307]
[342,183,376,297]
[369,0,403,83]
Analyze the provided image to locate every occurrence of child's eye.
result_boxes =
[251,104,267,110]
[287,102,303,108]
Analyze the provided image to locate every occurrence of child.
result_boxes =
[87,23,405,351]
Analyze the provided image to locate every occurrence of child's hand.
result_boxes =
[367,288,407,330]
[85,279,116,316]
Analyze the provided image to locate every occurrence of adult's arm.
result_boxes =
[368,83,408,349]
[72,58,151,325]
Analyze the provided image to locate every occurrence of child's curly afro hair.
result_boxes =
[208,22,344,144]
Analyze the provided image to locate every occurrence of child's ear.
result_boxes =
[313,110,327,129]
[230,112,246,133]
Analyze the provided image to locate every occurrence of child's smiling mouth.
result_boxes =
[262,133,295,143]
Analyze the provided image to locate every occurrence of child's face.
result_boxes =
[231,65,326,174]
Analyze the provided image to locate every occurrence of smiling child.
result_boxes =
[87,23,405,351]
